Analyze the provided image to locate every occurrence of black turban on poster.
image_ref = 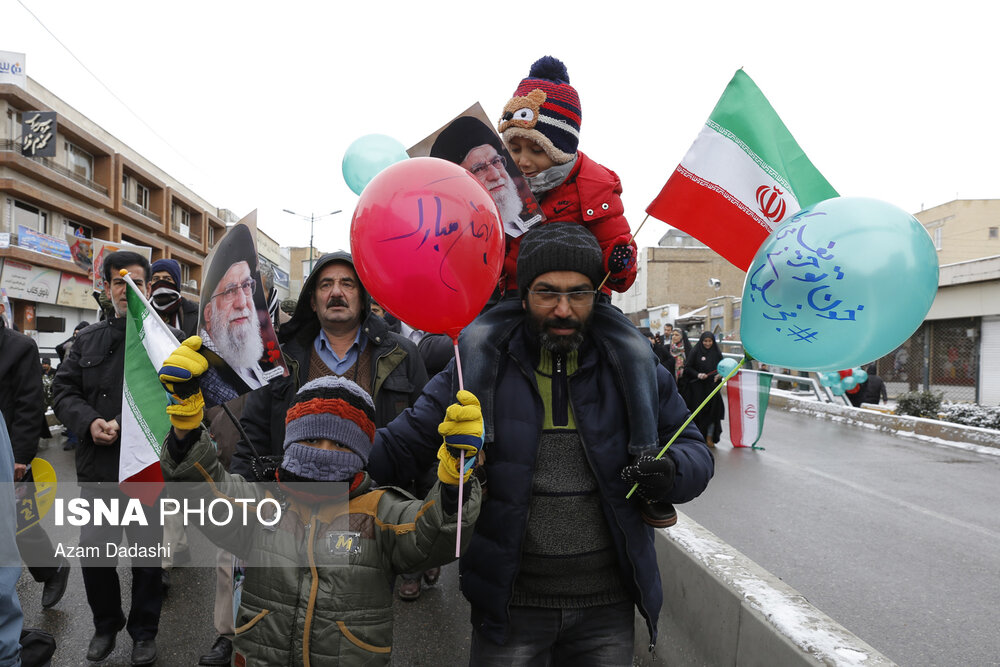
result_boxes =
[429,115,503,165]
[202,224,258,315]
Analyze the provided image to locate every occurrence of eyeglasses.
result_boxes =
[528,290,597,308]
[468,155,506,179]
[212,278,255,302]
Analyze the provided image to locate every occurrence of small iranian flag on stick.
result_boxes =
[647,70,838,270]
[726,370,773,449]
[119,273,176,505]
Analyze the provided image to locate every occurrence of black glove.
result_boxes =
[621,454,676,502]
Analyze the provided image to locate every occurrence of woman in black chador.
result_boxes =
[683,331,725,448]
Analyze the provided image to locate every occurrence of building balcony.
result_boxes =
[121,197,161,224]
[0,139,109,196]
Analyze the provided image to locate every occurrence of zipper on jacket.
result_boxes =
[552,353,569,427]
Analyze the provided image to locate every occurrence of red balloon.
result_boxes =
[350,157,504,339]
[838,368,861,394]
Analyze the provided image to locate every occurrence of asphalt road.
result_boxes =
[682,409,1000,666]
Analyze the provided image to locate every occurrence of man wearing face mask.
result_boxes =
[150,259,199,337]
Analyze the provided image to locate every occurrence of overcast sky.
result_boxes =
[4,0,997,257]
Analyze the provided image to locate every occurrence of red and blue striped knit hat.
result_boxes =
[499,56,581,165]
[283,376,376,463]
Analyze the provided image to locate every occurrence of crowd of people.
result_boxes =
[0,56,720,666]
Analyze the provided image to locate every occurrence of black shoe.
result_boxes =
[62,441,76,450]
[41,559,70,608]
[641,500,678,528]
[131,638,157,666]
[87,631,118,663]
[198,636,233,666]
[160,570,169,599]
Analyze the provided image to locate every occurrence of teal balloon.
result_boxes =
[830,383,846,396]
[842,375,858,390]
[819,372,838,387]
[740,197,938,372]
[342,134,409,196]
[717,357,738,377]
[852,368,868,383]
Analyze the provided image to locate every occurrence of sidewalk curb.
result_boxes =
[770,394,1000,450]
[635,515,897,666]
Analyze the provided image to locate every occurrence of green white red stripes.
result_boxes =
[726,370,773,448]
[120,277,173,505]
[647,70,838,269]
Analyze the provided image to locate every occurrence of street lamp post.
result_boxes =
[282,208,342,275]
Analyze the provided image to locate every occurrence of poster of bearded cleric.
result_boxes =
[409,103,543,238]
[197,223,288,407]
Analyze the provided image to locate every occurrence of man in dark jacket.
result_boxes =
[52,250,171,666]
[369,224,713,664]
[0,319,70,610]
[231,251,428,478]
[858,363,888,406]
[150,258,199,337]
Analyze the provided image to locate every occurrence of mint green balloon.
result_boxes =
[717,357,738,378]
[343,134,408,196]
[741,197,938,372]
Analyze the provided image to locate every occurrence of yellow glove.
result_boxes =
[158,336,208,430]
[436,390,484,485]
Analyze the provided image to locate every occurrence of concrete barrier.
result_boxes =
[633,514,896,666]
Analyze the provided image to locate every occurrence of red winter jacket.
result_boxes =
[500,151,637,295]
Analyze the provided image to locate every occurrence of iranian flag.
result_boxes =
[726,370,773,448]
[647,70,838,269]
[119,273,175,506]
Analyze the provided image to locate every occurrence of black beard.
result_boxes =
[326,297,349,308]
[539,330,584,354]
[530,314,586,354]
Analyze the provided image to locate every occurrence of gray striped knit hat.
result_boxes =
[283,376,376,463]
[517,223,604,296]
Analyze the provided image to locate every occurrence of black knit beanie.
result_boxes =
[516,223,603,296]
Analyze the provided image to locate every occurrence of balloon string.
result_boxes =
[597,213,650,293]
[453,337,464,558]
[625,355,748,499]
[453,338,465,392]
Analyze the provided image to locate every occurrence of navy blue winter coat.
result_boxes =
[369,324,713,647]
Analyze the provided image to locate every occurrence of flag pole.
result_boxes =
[625,354,748,499]
[596,214,650,293]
